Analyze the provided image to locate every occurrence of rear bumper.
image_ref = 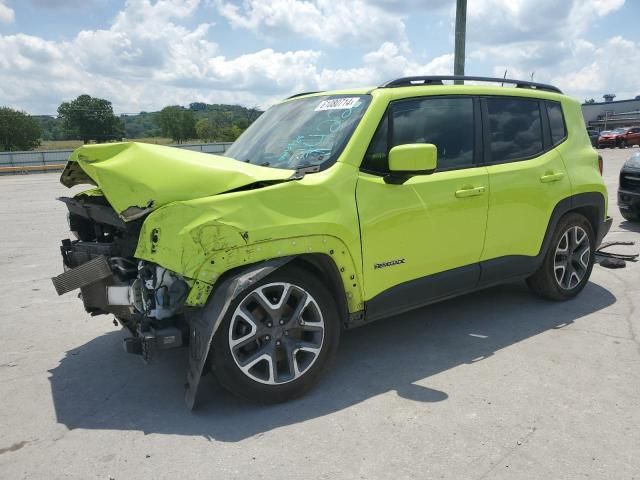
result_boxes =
[618,189,640,211]
[596,216,613,248]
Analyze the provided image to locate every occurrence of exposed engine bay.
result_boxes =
[52,193,188,359]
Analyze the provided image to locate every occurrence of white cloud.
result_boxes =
[0,0,15,23]
[0,0,448,113]
[316,42,452,89]
[0,0,636,114]
[464,0,631,98]
[552,36,640,101]
[214,0,407,46]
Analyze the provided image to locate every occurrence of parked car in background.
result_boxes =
[598,127,640,149]
[597,130,616,148]
[619,151,640,222]
[587,128,599,147]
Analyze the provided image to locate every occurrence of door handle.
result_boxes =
[540,172,565,183]
[455,186,486,198]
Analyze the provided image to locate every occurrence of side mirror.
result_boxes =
[385,144,437,184]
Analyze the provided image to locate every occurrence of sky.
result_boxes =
[0,0,638,115]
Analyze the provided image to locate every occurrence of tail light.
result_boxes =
[598,155,603,175]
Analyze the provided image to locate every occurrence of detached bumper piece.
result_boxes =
[596,240,638,269]
[596,216,613,248]
[123,326,183,361]
[51,255,112,295]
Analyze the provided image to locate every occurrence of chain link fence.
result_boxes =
[0,142,233,175]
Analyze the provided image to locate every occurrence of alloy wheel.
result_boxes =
[228,282,325,385]
[553,226,591,290]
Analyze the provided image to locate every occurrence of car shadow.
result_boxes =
[48,280,615,442]
[619,219,640,234]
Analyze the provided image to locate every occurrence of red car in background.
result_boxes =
[597,127,640,148]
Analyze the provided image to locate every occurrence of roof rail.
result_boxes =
[286,91,324,99]
[379,76,562,94]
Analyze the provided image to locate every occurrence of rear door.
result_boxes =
[479,97,571,285]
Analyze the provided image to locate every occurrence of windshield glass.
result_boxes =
[600,131,612,135]
[225,95,371,170]
[613,128,626,134]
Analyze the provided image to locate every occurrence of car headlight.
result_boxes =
[624,153,640,169]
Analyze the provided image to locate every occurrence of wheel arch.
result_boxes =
[539,192,606,260]
[185,236,364,316]
[290,254,351,329]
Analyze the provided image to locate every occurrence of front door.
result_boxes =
[356,96,489,320]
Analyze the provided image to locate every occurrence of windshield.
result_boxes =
[225,95,371,170]
[600,131,612,135]
[613,128,627,134]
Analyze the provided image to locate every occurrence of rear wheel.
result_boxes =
[527,213,595,300]
[211,265,340,403]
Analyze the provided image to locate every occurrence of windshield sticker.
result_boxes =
[315,97,361,111]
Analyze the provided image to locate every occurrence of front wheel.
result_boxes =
[619,139,628,148]
[527,213,595,301]
[211,265,340,403]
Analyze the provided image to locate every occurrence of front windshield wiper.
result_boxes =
[290,163,321,179]
[243,159,271,167]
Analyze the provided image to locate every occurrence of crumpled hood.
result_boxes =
[61,142,294,220]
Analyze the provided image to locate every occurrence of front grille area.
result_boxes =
[620,170,640,193]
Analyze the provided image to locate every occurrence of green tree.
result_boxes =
[157,106,196,144]
[0,107,42,151]
[218,125,244,142]
[195,118,213,142]
[57,94,124,144]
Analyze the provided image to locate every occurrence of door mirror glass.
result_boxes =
[389,143,437,173]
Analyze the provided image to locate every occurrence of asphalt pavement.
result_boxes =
[0,148,638,479]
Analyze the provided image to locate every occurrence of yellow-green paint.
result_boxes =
[65,142,294,217]
[356,166,489,300]
[61,84,607,314]
[389,144,437,172]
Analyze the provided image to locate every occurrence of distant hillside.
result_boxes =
[35,103,262,142]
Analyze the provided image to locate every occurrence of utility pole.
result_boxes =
[454,0,467,84]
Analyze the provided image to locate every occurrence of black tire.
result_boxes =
[619,139,627,148]
[210,264,340,403]
[526,213,595,301]
[620,208,640,222]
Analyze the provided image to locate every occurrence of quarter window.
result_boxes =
[546,101,567,145]
[486,98,543,163]
[362,97,475,173]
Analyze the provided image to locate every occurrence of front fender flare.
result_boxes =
[185,235,364,314]
[184,257,292,410]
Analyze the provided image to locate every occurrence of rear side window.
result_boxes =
[362,96,475,173]
[486,97,543,163]
[546,101,567,145]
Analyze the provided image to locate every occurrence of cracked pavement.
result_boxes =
[0,148,639,479]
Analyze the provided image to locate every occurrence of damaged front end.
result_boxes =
[52,192,189,360]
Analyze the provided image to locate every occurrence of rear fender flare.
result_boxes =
[537,192,606,262]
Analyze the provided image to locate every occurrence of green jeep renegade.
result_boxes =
[52,76,612,407]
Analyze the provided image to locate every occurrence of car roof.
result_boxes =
[284,76,567,104]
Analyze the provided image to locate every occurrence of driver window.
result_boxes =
[362,97,475,174]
